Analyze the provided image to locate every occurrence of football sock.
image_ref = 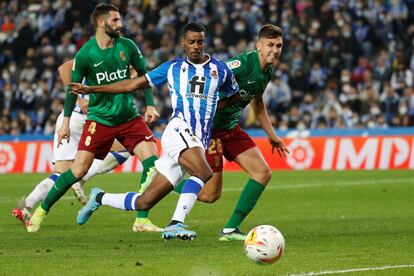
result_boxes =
[100,192,140,210]
[173,179,186,194]
[81,151,130,184]
[25,173,60,209]
[137,155,158,218]
[224,178,265,229]
[41,170,79,212]
[171,176,204,223]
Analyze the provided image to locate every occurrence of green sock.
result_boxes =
[136,155,158,218]
[41,169,79,212]
[173,179,187,194]
[224,178,265,229]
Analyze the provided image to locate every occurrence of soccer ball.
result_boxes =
[244,225,285,265]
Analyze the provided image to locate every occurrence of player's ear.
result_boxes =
[256,40,262,52]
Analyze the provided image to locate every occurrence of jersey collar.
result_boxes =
[186,54,211,67]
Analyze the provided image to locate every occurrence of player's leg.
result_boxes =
[14,111,81,225]
[27,120,115,232]
[221,146,271,241]
[79,140,130,187]
[131,140,162,232]
[161,118,213,239]
[12,161,72,223]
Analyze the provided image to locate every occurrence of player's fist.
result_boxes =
[144,106,160,123]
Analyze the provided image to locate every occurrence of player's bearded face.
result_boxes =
[258,36,283,65]
[182,31,206,63]
[105,22,121,38]
[103,11,122,38]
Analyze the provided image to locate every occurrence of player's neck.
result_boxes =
[95,32,115,49]
[258,55,271,72]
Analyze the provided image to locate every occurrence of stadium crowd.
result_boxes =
[1,0,414,136]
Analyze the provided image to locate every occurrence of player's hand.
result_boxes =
[268,136,289,158]
[144,106,160,123]
[57,123,70,147]
[77,97,88,114]
[68,82,91,94]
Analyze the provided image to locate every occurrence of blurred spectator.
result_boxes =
[1,0,414,136]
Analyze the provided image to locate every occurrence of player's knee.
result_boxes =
[251,168,272,185]
[71,167,88,179]
[198,191,220,203]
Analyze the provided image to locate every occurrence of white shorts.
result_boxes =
[52,111,86,163]
[155,117,204,186]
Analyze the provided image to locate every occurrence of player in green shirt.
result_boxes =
[27,4,161,232]
[175,24,289,241]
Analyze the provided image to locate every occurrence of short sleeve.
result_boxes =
[145,60,174,88]
[221,64,239,97]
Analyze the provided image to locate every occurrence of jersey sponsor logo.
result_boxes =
[187,75,208,99]
[94,61,104,67]
[227,60,241,69]
[96,69,128,84]
[247,80,256,84]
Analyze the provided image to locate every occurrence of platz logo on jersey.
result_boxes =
[96,69,128,84]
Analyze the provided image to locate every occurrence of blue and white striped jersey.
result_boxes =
[146,55,239,148]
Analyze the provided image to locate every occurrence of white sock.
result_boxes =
[25,173,60,209]
[82,151,130,182]
[101,192,140,210]
[171,176,204,223]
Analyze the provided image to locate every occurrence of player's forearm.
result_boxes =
[257,109,278,139]
[63,88,77,117]
[252,98,278,139]
[143,88,155,106]
[89,76,149,93]
[216,93,240,111]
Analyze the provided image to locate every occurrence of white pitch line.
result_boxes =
[288,264,414,276]
[0,178,413,203]
[222,177,414,192]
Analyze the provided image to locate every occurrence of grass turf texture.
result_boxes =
[0,170,413,276]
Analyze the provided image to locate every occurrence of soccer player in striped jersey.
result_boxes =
[176,25,290,241]
[71,22,240,240]
[26,4,161,232]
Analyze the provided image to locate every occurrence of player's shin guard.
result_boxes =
[40,170,80,212]
[81,151,130,183]
[137,155,158,218]
[100,192,140,210]
[25,173,60,209]
[224,178,265,229]
[171,176,204,223]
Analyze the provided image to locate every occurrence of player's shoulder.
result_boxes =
[210,57,231,71]
[117,36,136,46]
[226,51,254,70]
[76,38,96,56]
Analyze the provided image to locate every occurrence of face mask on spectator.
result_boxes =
[370,106,380,115]
[399,105,408,115]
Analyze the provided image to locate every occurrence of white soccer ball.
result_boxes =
[244,225,285,265]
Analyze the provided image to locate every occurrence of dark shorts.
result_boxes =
[205,125,256,172]
[78,116,155,160]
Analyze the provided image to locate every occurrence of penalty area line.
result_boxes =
[288,264,414,276]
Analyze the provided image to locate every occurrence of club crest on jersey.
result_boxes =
[119,51,126,61]
[210,70,218,78]
[227,60,241,69]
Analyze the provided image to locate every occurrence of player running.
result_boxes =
[70,22,240,240]
[14,58,161,232]
[26,4,161,232]
[173,24,289,241]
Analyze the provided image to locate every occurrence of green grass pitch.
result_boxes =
[0,170,413,275]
